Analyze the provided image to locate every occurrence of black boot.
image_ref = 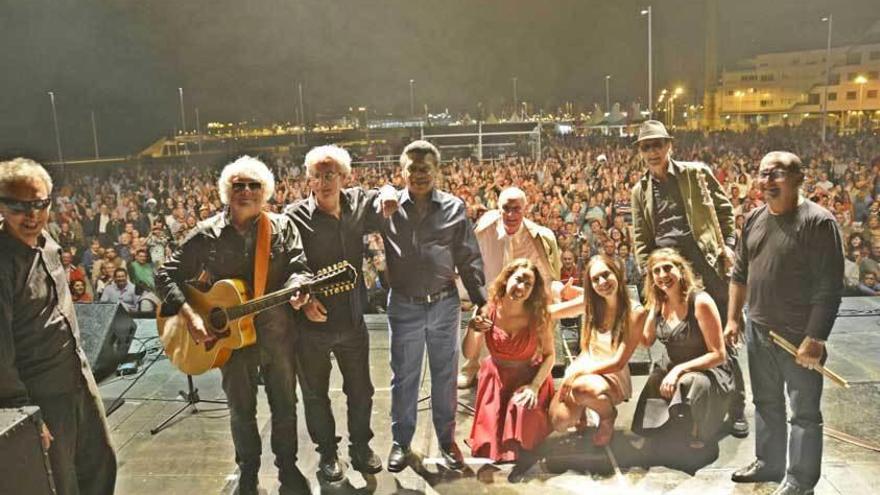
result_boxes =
[279,464,311,495]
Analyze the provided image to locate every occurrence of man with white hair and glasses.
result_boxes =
[0,158,117,495]
[156,156,312,494]
[285,145,397,482]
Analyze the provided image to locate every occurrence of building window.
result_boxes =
[868,90,878,99]
[740,74,758,82]
[727,90,735,96]
[828,92,838,101]
[847,73,859,82]
[760,100,772,107]
[846,52,862,65]
[808,94,820,105]
[760,74,775,81]
[829,74,840,85]
[870,51,880,60]
[846,91,857,100]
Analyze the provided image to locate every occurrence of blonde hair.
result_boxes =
[0,158,53,196]
[644,248,703,310]
[217,156,275,205]
[304,145,352,177]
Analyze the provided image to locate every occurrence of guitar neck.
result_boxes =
[226,285,306,321]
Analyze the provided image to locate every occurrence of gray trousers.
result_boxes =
[38,382,117,495]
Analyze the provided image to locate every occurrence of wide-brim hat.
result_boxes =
[633,120,673,144]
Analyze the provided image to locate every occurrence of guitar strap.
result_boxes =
[253,212,271,298]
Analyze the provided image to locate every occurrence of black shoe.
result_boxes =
[771,482,814,495]
[730,413,750,438]
[508,450,539,483]
[387,443,411,473]
[279,465,311,495]
[350,445,383,474]
[440,442,464,470]
[731,459,784,483]
[317,452,345,482]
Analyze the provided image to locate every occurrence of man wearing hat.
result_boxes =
[630,120,749,438]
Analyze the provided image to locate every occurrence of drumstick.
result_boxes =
[769,331,850,389]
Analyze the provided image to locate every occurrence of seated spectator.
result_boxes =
[129,248,155,292]
[91,246,125,288]
[80,238,103,278]
[844,248,863,295]
[70,279,93,303]
[858,271,880,296]
[100,267,138,312]
[632,248,735,450]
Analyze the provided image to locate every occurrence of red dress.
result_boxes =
[468,307,554,461]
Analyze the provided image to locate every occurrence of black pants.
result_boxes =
[296,319,375,456]
[675,238,747,418]
[221,326,299,475]
[38,380,117,495]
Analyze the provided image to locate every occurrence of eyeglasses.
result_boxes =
[231,181,262,192]
[638,141,667,152]
[758,168,789,181]
[0,197,52,213]
[309,171,339,183]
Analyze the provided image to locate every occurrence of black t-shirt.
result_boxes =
[732,199,843,340]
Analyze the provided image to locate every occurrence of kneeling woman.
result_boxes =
[465,259,555,473]
[632,248,735,448]
[549,255,647,446]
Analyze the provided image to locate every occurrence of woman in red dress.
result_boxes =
[464,258,555,482]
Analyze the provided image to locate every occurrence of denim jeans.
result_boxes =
[747,321,824,490]
[387,289,461,448]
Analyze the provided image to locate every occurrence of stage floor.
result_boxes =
[100,298,880,494]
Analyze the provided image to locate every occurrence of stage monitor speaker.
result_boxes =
[0,407,54,494]
[74,303,138,381]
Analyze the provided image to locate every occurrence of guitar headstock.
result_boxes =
[309,261,358,296]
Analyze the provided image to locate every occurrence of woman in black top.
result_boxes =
[632,248,735,448]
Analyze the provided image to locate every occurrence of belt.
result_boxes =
[397,286,457,304]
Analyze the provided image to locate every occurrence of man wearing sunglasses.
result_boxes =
[726,152,843,495]
[156,155,312,495]
[630,120,749,438]
[0,158,117,495]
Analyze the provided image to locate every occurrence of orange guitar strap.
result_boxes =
[253,212,271,298]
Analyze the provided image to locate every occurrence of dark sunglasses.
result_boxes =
[0,197,52,213]
[231,181,262,192]
[638,141,667,152]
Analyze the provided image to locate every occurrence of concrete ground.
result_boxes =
[101,297,880,494]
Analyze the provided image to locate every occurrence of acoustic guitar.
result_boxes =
[157,262,357,375]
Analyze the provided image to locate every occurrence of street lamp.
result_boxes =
[409,79,415,117]
[821,15,833,143]
[641,7,653,117]
[512,76,518,117]
[605,75,612,113]
[47,91,64,165]
[178,87,186,134]
[855,75,868,131]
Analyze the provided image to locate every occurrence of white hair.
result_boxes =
[217,155,275,205]
[304,145,352,177]
[399,140,441,171]
[0,157,53,197]
[498,187,527,208]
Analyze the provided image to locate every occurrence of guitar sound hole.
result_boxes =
[209,308,228,331]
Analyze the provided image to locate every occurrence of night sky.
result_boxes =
[2,0,877,160]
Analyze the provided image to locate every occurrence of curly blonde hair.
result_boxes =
[644,248,703,310]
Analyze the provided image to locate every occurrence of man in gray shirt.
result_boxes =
[0,158,116,495]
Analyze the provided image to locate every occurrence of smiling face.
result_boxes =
[504,266,536,302]
[588,259,618,299]
[229,174,264,219]
[403,153,438,198]
[501,197,525,235]
[0,178,50,247]
[649,257,683,294]
[638,138,672,174]
[758,152,803,214]
[310,159,344,207]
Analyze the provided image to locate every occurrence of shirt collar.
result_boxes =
[400,188,441,206]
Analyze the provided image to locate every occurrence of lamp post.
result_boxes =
[409,79,415,117]
[90,110,99,159]
[178,87,186,134]
[605,75,611,113]
[641,7,653,117]
[48,91,64,166]
[512,76,518,118]
[855,75,868,132]
[821,15,833,143]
